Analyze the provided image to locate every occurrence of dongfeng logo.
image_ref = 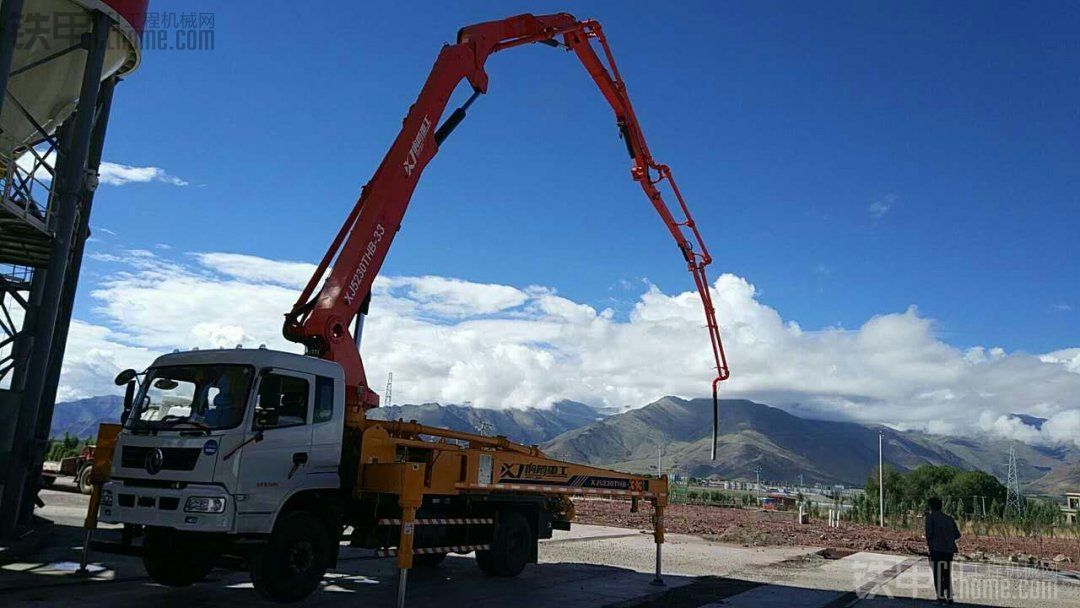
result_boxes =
[144,448,164,475]
[402,115,431,177]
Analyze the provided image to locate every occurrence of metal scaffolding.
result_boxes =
[0,0,123,537]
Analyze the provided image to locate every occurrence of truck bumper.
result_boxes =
[99,480,234,532]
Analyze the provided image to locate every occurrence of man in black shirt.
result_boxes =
[925,496,961,604]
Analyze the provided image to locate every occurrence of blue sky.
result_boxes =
[54,1,1080,439]
[85,0,1078,356]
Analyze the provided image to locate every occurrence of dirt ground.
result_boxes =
[572,498,1080,572]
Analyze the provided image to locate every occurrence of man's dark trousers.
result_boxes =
[929,551,954,601]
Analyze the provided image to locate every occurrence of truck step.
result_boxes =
[376,517,494,526]
[373,544,492,557]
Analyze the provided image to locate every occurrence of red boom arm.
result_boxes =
[283,13,731,457]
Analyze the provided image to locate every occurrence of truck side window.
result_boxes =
[314,376,334,423]
[256,373,309,428]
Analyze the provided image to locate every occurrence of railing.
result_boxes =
[0,263,32,387]
[0,145,56,235]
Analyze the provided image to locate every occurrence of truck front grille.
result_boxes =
[120,446,201,471]
[118,493,180,510]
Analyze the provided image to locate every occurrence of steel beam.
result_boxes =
[38,75,115,444]
[0,10,112,537]
[0,0,26,116]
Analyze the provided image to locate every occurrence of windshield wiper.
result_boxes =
[128,418,156,435]
[156,415,212,435]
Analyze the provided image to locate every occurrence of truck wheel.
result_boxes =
[143,530,212,587]
[412,553,447,568]
[77,465,93,495]
[476,511,530,577]
[251,511,331,603]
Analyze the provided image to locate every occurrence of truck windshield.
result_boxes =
[128,364,254,431]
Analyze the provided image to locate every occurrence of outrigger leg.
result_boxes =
[651,501,666,586]
[395,463,425,608]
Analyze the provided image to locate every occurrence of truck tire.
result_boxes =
[143,529,213,587]
[77,465,93,495]
[475,511,530,577]
[251,511,331,603]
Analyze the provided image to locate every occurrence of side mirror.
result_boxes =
[114,369,137,386]
[254,408,279,428]
[120,380,136,424]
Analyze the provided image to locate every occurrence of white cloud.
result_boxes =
[383,276,529,318]
[13,149,187,186]
[868,194,897,218]
[55,320,156,401]
[13,148,55,177]
[98,162,188,186]
[88,251,296,349]
[976,410,1080,448]
[59,250,1080,447]
[1039,348,1080,374]
[193,252,316,289]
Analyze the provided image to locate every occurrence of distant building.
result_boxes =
[766,493,799,511]
[1064,492,1079,525]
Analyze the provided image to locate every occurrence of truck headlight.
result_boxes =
[184,496,226,513]
[101,489,113,507]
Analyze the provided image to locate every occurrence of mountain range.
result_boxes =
[49,395,124,438]
[367,400,602,445]
[541,397,1078,495]
[50,394,1077,496]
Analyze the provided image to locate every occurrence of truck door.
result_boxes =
[235,369,314,524]
[308,375,343,484]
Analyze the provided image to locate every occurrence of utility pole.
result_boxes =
[657,448,663,478]
[755,466,762,505]
[878,430,885,528]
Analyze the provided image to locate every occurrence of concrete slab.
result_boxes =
[696,552,911,608]
[541,526,820,579]
[699,585,843,607]
[541,522,640,542]
[726,550,908,593]
[871,557,1080,608]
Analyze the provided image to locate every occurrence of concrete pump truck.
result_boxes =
[87,13,730,605]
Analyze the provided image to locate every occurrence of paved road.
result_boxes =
[2,483,1077,607]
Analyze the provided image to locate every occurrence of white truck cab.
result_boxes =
[100,348,345,536]
[95,346,575,603]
